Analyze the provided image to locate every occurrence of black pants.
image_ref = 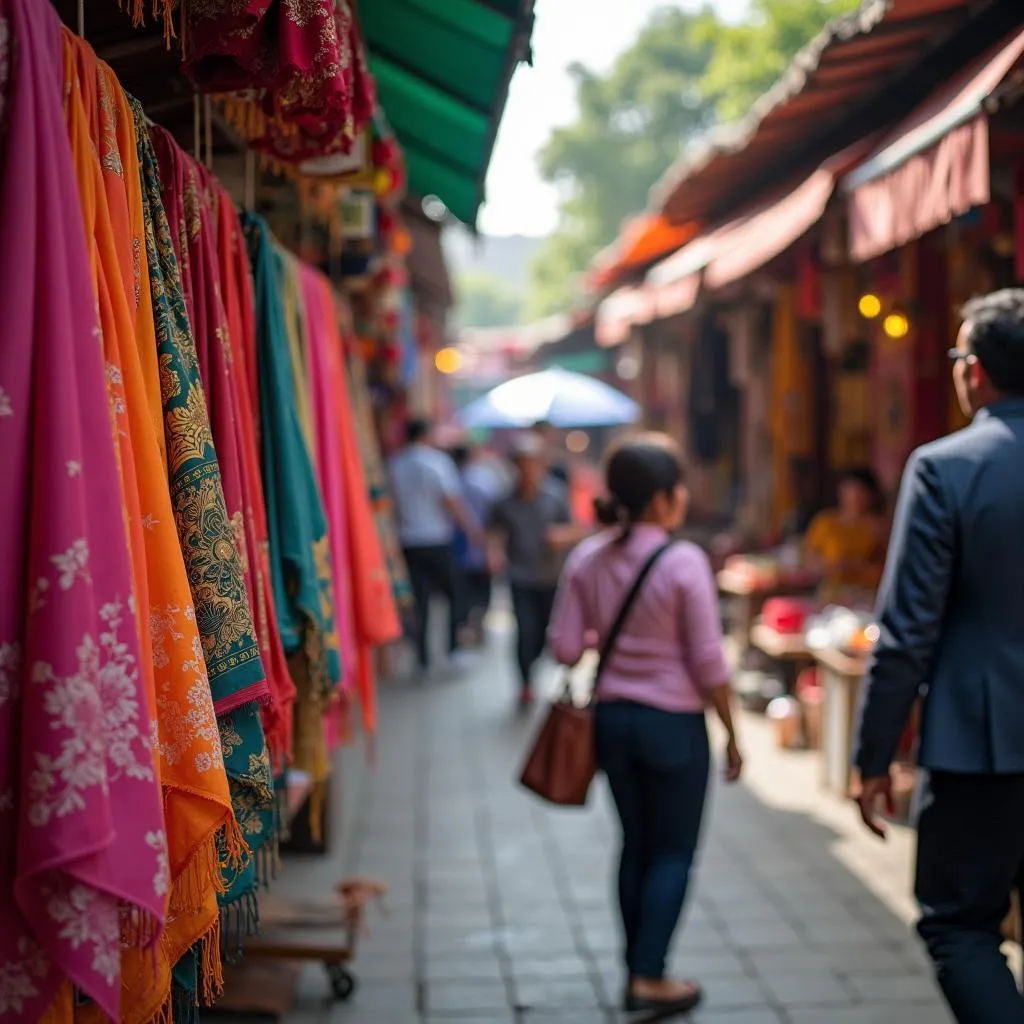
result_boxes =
[595,703,710,979]
[457,569,492,628]
[509,583,557,691]
[403,544,460,670]
[915,771,1024,1023]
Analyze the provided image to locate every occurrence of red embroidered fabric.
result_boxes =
[182,0,375,163]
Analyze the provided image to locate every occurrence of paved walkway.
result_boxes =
[277,620,957,1024]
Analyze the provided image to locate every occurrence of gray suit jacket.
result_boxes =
[855,398,1024,778]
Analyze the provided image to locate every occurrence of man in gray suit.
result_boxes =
[855,289,1024,1023]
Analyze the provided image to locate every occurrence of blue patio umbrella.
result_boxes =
[457,367,640,430]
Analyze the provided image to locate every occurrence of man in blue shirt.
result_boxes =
[388,419,480,673]
[451,444,501,645]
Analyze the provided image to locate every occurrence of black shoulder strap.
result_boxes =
[594,542,672,692]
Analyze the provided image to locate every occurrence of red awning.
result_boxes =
[844,27,1024,263]
[595,284,655,348]
[644,233,719,320]
[704,137,877,290]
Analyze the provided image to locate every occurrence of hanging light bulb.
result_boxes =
[883,312,910,339]
[858,293,882,319]
[435,347,463,374]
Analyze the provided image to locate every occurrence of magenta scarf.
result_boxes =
[299,266,357,697]
[0,0,166,1017]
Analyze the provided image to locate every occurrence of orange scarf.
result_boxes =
[61,34,240,1023]
[329,296,402,733]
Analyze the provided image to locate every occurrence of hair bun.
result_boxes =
[593,495,622,526]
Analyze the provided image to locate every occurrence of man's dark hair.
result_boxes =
[450,445,470,468]
[405,418,431,444]
[961,289,1024,395]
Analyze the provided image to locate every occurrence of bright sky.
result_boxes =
[477,0,751,237]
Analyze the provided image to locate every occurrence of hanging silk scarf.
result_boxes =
[279,251,318,463]
[211,186,296,768]
[299,267,358,698]
[329,295,403,734]
[0,1,166,1018]
[346,346,413,609]
[245,212,340,836]
[183,0,375,162]
[136,118,273,966]
[64,40,239,1023]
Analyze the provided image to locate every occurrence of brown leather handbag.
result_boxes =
[518,542,672,806]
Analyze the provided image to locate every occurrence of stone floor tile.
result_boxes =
[422,979,511,1014]
[690,1011,786,1024]
[513,975,603,1010]
[701,976,771,1011]
[843,970,947,1003]
[788,1005,954,1024]
[759,970,851,1006]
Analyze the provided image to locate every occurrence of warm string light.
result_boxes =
[858,292,911,338]
[434,348,462,375]
[883,313,910,339]
[857,293,881,319]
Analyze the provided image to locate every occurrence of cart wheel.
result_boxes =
[326,963,357,1002]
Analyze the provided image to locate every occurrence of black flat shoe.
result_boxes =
[624,984,703,1019]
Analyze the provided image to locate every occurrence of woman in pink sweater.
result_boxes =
[549,434,743,1018]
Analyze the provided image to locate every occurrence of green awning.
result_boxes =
[361,0,534,228]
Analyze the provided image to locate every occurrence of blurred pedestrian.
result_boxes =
[548,433,742,1018]
[532,419,570,486]
[802,466,887,598]
[388,419,481,674]
[488,434,585,707]
[451,443,499,645]
[855,289,1024,1023]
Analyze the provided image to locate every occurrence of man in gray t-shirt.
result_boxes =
[488,437,585,705]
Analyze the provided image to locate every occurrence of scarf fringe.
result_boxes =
[170,824,227,915]
[255,830,281,887]
[219,808,250,881]
[115,0,178,47]
[199,912,225,1006]
[218,886,260,964]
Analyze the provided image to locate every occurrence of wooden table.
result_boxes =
[751,622,813,662]
[813,647,867,797]
[750,619,815,698]
[717,571,815,668]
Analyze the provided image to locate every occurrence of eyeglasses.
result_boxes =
[947,349,977,364]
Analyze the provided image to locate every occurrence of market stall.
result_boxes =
[717,552,817,696]
[1,2,533,1022]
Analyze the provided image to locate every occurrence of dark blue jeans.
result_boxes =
[595,701,710,980]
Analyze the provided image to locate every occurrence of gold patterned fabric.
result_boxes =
[134,106,275,983]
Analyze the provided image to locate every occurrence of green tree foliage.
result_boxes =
[526,0,859,320]
[453,270,523,330]
[697,0,861,123]
[527,7,715,320]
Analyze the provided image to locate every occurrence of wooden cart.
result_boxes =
[209,772,361,1019]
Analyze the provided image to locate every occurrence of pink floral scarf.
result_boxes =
[0,0,166,1018]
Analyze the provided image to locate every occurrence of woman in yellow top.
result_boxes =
[804,468,887,596]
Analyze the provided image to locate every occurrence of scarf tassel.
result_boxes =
[218,886,260,964]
